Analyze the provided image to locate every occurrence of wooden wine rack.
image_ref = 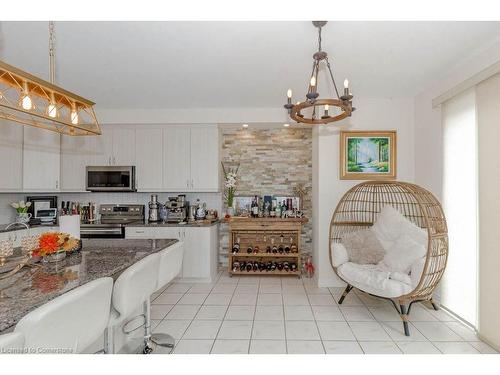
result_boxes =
[227,217,307,278]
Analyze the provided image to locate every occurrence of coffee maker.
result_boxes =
[148,194,160,222]
[165,195,188,223]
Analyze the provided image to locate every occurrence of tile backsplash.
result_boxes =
[0,192,222,224]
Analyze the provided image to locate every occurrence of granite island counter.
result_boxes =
[0,238,177,333]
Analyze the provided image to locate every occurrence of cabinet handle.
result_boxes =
[191,179,194,188]
[136,230,145,234]
[186,180,189,188]
[113,157,116,165]
[108,157,111,165]
[55,180,59,189]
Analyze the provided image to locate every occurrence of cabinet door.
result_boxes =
[190,127,220,191]
[112,128,136,165]
[91,125,113,165]
[22,126,60,191]
[162,127,191,191]
[0,119,23,190]
[182,227,211,279]
[60,135,95,191]
[135,128,163,191]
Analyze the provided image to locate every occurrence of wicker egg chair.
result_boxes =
[329,181,448,336]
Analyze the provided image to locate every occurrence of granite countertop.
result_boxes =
[132,219,220,227]
[0,223,59,234]
[0,238,177,333]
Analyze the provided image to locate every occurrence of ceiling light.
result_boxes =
[284,21,355,125]
[242,123,249,128]
[283,123,290,127]
[0,21,100,136]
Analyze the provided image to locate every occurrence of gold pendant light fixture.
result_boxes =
[284,21,355,125]
[0,22,101,136]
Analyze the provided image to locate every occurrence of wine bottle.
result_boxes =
[246,262,253,272]
[253,245,260,254]
[290,243,298,253]
[284,245,290,253]
[277,262,284,271]
[232,261,240,272]
[266,262,272,271]
[253,262,259,272]
[283,261,290,272]
[251,196,259,218]
[247,245,253,254]
[266,246,272,253]
[271,262,277,271]
[239,261,246,272]
[278,245,284,254]
[290,262,297,272]
[232,243,240,254]
[272,245,278,254]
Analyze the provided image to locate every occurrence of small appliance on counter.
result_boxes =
[165,195,188,223]
[148,194,160,222]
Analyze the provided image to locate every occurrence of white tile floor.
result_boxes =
[149,271,498,354]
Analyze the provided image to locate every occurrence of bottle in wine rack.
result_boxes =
[253,245,260,254]
[290,243,298,253]
[278,245,284,254]
[247,245,253,254]
[252,262,259,272]
[266,246,272,253]
[266,261,272,271]
[246,262,253,272]
[232,261,240,272]
[239,261,246,272]
[290,262,297,272]
[232,243,240,254]
[272,245,278,254]
[277,262,284,271]
[271,262,277,271]
[283,261,290,272]
[284,245,290,253]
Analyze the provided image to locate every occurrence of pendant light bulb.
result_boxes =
[21,94,33,110]
[324,104,329,111]
[71,109,79,125]
[344,79,349,89]
[287,89,292,99]
[310,76,316,87]
[47,103,57,118]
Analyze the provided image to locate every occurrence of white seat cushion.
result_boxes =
[331,242,349,268]
[337,262,413,298]
[382,234,427,273]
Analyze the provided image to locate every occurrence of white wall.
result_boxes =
[314,97,416,287]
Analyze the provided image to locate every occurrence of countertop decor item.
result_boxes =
[222,162,240,215]
[10,201,32,224]
[33,232,81,262]
[329,181,448,336]
[340,131,397,180]
[0,22,100,136]
[283,21,354,125]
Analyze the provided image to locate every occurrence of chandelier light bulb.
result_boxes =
[21,94,33,110]
[287,89,292,99]
[324,104,329,111]
[71,110,79,125]
[242,123,248,128]
[47,103,57,118]
[283,123,290,127]
[310,76,316,87]
[344,79,349,89]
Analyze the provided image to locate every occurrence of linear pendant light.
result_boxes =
[0,22,101,136]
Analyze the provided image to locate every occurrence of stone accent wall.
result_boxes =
[220,127,313,267]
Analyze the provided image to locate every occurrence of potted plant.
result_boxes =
[10,200,32,224]
[222,162,239,216]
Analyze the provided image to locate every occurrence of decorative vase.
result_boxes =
[16,212,31,224]
[226,207,234,217]
[42,251,66,263]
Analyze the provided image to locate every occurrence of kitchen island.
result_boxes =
[0,238,177,333]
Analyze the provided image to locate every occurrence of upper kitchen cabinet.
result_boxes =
[162,125,220,192]
[22,126,61,192]
[163,127,191,191]
[190,126,220,192]
[135,128,163,191]
[0,119,23,191]
[91,125,135,166]
[60,135,96,191]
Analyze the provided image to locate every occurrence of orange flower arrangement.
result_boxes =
[33,232,80,257]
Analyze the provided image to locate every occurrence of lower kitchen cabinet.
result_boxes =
[125,224,219,283]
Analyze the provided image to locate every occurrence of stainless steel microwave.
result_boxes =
[86,166,136,192]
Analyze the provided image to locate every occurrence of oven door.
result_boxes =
[80,225,125,239]
[86,166,136,192]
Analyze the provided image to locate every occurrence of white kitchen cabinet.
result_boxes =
[0,119,23,191]
[91,125,113,165]
[125,224,219,283]
[190,127,220,192]
[22,126,61,192]
[60,135,96,191]
[135,128,163,191]
[112,128,135,165]
[163,127,191,191]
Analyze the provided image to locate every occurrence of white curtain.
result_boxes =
[441,87,478,327]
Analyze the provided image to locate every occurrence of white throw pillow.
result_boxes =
[382,234,426,274]
[372,205,428,250]
[332,242,349,267]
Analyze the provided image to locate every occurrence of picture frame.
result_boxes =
[340,130,397,180]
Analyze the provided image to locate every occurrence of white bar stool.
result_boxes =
[14,277,113,354]
[149,241,184,353]
[106,253,160,354]
[0,332,24,354]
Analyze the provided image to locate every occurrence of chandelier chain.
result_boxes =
[317,26,322,52]
[49,21,56,85]
[326,58,340,99]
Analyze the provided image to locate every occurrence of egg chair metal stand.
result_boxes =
[329,181,448,336]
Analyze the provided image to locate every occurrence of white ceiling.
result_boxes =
[1,21,500,110]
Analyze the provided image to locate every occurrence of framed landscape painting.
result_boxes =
[340,130,397,180]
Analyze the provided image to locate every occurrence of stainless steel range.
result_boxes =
[80,204,145,238]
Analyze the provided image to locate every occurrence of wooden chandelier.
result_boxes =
[284,21,355,125]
